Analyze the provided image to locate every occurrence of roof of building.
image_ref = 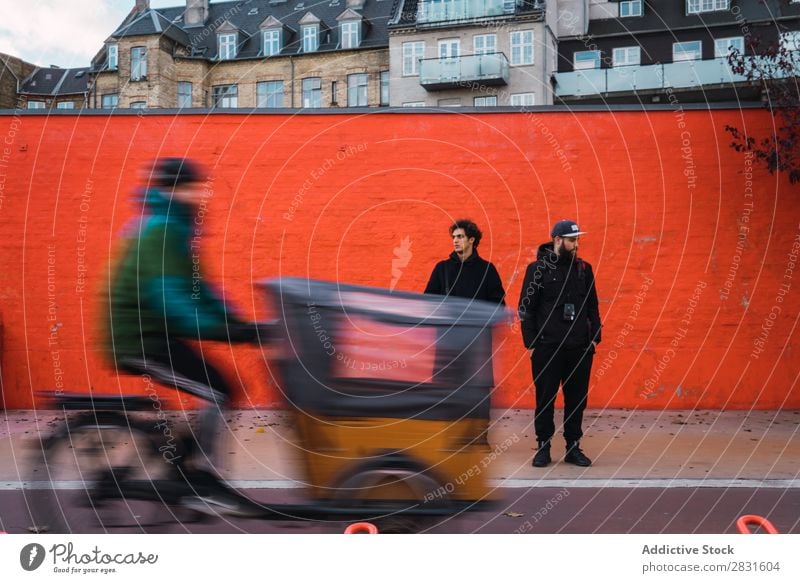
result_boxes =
[19,67,90,96]
[104,0,396,61]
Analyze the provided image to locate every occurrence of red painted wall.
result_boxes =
[0,109,798,410]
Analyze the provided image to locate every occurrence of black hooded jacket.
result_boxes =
[518,242,602,349]
[424,250,506,305]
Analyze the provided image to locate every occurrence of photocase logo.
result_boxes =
[20,543,46,571]
[390,236,413,291]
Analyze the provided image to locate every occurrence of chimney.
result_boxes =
[185,0,209,26]
[135,0,150,12]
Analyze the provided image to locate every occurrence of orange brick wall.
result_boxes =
[0,109,798,410]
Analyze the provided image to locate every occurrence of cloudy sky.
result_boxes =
[0,0,196,69]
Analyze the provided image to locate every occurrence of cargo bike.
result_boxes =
[26,277,509,533]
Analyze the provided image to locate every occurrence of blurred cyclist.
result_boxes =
[104,157,261,516]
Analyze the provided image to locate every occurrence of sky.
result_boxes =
[0,0,197,69]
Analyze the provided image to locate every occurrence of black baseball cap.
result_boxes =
[150,157,205,187]
[551,220,587,238]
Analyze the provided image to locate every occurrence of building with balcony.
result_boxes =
[387,0,558,107]
[553,0,800,104]
[88,0,394,109]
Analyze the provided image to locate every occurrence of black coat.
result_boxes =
[518,242,602,349]
[424,251,506,305]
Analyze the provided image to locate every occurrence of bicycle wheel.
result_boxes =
[24,411,184,533]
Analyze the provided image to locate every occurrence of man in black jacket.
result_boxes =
[518,220,602,467]
[424,219,506,305]
[424,219,506,390]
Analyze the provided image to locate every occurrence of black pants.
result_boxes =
[118,339,233,468]
[531,344,593,443]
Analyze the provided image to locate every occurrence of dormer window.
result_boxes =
[302,25,319,52]
[263,28,282,56]
[218,33,237,60]
[340,21,360,49]
[107,44,118,70]
[337,9,362,50]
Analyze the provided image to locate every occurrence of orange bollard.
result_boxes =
[344,522,379,534]
[736,515,779,534]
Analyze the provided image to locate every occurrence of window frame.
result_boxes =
[380,70,390,106]
[474,96,497,107]
[612,46,641,67]
[27,101,45,109]
[56,101,75,110]
[218,33,238,60]
[510,29,534,66]
[510,93,535,107]
[130,46,147,81]
[574,50,601,70]
[672,40,702,62]
[402,41,425,76]
[302,25,319,53]
[340,20,360,50]
[347,73,369,107]
[263,28,282,57]
[101,94,118,109]
[107,44,118,70]
[619,1,643,18]
[212,84,238,108]
[256,80,285,108]
[473,34,497,56]
[714,36,744,58]
[686,0,729,15]
[302,77,322,108]
[177,81,193,108]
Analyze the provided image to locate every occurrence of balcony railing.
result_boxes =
[554,57,750,97]
[416,0,515,24]
[419,53,510,90]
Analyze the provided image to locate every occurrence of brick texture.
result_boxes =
[0,109,798,411]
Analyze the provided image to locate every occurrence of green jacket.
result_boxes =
[105,187,246,360]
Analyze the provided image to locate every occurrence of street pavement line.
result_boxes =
[4,478,800,490]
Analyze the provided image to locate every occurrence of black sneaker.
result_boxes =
[532,440,552,467]
[564,441,592,467]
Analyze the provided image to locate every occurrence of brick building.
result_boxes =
[89,0,394,109]
[0,53,35,109]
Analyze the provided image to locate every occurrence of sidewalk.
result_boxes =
[1,409,798,487]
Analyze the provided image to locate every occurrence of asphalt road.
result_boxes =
[1,486,798,534]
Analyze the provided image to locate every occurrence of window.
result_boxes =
[402,101,425,107]
[780,31,800,52]
[473,34,497,56]
[619,1,642,17]
[687,0,728,14]
[574,50,601,69]
[302,77,322,108]
[380,71,390,106]
[347,73,368,107]
[218,33,237,60]
[341,21,360,49]
[438,98,461,107]
[107,44,118,70]
[402,41,425,76]
[714,36,744,58]
[673,41,702,62]
[131,46,147,80]
[438,39,460,59]
[101,94,118,109]
[511,93,535,106]
[56,101,74,109]
[613,46,641,66]
[257,81,284,108]
[510,30,534,65]
[212,84,238,108]
[130,101,146,109]
[302,26,319,53]
[27,101,45,109]
[474,96,497,107]
[263,29,282,56]
[178,81,193,108]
